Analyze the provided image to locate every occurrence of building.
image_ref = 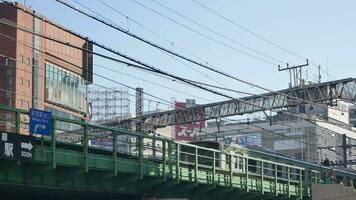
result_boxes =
[328,101,356,129]
[201,113,356,169]
[0,2,93,133]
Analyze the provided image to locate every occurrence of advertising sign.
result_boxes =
[175,101,205,141]
[236,133,261,147]
[89,135,130,154]
[220,133,261,147]
[0,132,35,161]
[29,108,52,136]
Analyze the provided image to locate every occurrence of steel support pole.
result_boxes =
[261,161,264,194]
[300,170,303,199]
[246,157,249,193]
[168,141,173,177]
[113,131,117,176]
[162,140,167,181]
[176,143,180,182]
[212,152,216,186]
[229,154,233,188]
[15,111,20,134]
[195,147,198,184]
[83,125,88,172]
[342,134,348,168]
[51,118,56,169]
[287,167,291,198]
[275,164,278,196]
[139,135,143,179]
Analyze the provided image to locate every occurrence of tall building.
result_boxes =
[0,2,93,133]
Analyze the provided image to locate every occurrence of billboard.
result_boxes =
[89,134,131,154]
[175,101,205,141]
[219,133,261,147]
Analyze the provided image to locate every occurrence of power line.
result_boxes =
[2,17,352,153]
[54,0,348,115]
[128,0,278,66]
[0,31,174,111]
[190,0,334,81]
[0,49,169,111]
[190,0,307,62]
[96,0,243,94]
[149,0,287,64]
[0,8,349,158]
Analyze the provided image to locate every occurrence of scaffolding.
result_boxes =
[88,87,130,123]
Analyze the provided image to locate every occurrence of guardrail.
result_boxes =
[0,104,320,198]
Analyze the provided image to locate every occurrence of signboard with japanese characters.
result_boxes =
[0,132,35,161]
[29,108,52,136]
[174,101,206,141]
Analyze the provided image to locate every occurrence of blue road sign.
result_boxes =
[29,108,52,136]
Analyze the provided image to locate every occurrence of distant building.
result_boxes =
[202,112,356,169]
[328,101,356,129]
[0,2,93,133]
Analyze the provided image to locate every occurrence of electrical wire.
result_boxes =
[0,17,351,157]
[149,0,287,64]
[53,0,353,115]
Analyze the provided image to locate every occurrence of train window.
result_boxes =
[248,159,257,173]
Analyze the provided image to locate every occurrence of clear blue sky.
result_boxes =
[19,0,356,111]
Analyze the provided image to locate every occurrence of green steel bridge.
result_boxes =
[0,104,324,199]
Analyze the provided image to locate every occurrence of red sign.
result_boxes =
[175,102,205,141]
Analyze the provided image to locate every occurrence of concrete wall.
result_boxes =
[312,184,356,200]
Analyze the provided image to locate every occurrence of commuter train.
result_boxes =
[182,140,356,187]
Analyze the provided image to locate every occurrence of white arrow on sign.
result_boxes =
[21,142,33,151]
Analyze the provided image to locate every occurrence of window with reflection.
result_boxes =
[45,62,87,112]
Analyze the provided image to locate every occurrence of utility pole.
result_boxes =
[342,134,347,168]
[278,59,309,88]
[135,87,144,131]
[318,65,322,83]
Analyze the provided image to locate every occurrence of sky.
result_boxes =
[16,0,356,112]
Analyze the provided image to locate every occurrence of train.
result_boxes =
[183,140,356,188]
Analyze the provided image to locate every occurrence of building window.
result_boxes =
[27,58,31,64]
[45,62,87,112]
[20,55,23,62]
[19,77,23,85]
[20,99,23,108]
[26,80,30,87]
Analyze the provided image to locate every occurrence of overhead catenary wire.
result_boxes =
[0,32,176,111]
[0,48,171,112]
[96,0,249,96]
[54,0,351,114]
[0,18,282,115]
[0,18,344,156]
[190,0,306,61]
[190,0,334,80]
[2,16,354,124]
[128,0,278,66]
[148,0,287,64]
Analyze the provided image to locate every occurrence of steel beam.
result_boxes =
[109,78,356,128]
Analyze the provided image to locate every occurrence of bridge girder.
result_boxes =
[107,78,356,129]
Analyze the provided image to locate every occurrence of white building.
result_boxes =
[328,101,356,129]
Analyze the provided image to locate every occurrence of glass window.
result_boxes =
[45,62,86,112]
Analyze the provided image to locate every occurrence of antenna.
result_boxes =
[278,59,309,88]
[318,65,321,83]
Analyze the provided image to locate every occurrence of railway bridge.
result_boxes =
[0,104,321,200]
